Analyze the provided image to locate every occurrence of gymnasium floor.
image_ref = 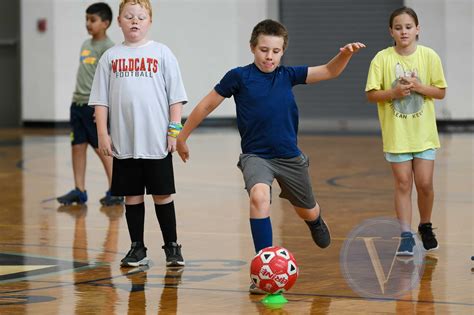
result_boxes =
[0,128,472,314]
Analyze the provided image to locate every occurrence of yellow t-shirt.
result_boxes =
[365,45,447,153]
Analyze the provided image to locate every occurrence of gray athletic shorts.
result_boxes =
[237,153,316,209]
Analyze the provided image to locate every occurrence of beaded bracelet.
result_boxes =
[167,121,183,138]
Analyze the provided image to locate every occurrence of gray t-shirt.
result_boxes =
[72,37,114,103]
[89,41,188,159]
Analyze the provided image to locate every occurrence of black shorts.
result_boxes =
[111,154,176,196]
[70,102,98,148]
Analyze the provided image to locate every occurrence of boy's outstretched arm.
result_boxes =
[177,89,225,162]
[306,42,366,84]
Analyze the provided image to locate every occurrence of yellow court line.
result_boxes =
[0,265,56,276]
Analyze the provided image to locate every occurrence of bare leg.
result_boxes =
[125,195,145,205]
[72,143,88,191]
[248,184,273,254]
[390,161,414,232]
[249,184,271,218]
[293,203,320,221]
[413,158,435,224]
[152,195,173,205]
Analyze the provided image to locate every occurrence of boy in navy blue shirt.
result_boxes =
[177,19,365,293]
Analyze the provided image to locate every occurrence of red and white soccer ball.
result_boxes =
[250,246,299,294]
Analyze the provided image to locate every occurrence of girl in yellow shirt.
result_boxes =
[365,7,447,256]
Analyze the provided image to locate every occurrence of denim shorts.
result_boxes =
[384,149,437,163]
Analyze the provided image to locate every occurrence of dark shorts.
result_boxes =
[70,102,98,148]
[111,153,176,196]
[237,153,316,209]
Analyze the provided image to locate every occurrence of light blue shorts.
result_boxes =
[384,149,437,163]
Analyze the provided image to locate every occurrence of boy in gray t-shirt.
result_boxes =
[57,3,122,206]
[89,0,187,268]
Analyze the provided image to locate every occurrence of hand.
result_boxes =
[401,75,422,93]
[98,134,113,156]
[167,136,177,153]
[339,42,366,55]
[176,136,189,162]
[392,79,414,99]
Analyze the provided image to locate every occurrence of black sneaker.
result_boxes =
[100,190,124,206]
[121,242,149,267]
[418,223,439,251]
[57,188,88,205]
[305,215,331,248]
[162,242,185,267]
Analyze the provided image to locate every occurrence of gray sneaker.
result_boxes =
[249,283,266,295]
[305,215,331,248]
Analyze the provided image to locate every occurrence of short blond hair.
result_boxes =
[119,0,152,19]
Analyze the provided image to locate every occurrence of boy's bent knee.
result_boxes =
[250,184,270,201]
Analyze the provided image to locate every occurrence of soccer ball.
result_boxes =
[250,246,298,294]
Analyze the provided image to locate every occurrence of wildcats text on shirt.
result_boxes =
[112,57,158,78]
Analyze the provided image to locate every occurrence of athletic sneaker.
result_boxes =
[305,214,331,248]
[121,242,150,267]
[418,223,439,251]
[249,283,266,295]
[396,232,415,256]
[162,242,185,267]
[99,190,124,206]
[57,188,88,205]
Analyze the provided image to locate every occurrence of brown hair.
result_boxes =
[249,19,288,50]
[119,0,152,19]
[389,7,419,41]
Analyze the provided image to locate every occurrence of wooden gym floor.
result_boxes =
[0,128,472,314]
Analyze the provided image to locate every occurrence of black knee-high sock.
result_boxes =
[125,203,145,243]
[154,201,177,245]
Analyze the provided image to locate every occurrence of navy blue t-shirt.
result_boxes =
[214,63,308,159]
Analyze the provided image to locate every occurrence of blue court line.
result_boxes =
[326,170,391,189]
